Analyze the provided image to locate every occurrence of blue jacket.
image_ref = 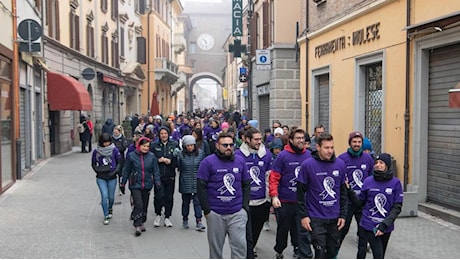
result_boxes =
[122,151,160,190]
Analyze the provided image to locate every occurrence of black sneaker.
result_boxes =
[108,209,113,219]
[135,227,142,236]
[275,253,284,259]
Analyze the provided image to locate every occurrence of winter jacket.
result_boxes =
[177,148,206,194]
[150,140,178,179]
[122,151,160,190]
[102,119,115,135]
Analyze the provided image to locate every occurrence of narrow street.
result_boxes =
[0,147,459,258]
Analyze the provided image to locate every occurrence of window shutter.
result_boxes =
[75,15,79,50]
[69,13,74,48]
[120,27,125,57]
[262,1,269,48]
[55,0,60,40]
[137,37,146,64]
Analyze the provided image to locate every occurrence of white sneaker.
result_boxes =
[164,218,173,227]
[154,215,161,227]
[263,221,270,231]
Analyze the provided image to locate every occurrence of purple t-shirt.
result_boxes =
[338,152,374,196]
[297,157,346,219]
[271,149,311,202]
[359,176,404,232]
[197,154,250,214]
[235,149,273,200]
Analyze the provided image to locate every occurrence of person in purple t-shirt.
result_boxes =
[269,128,313,259]
[197,132,251,259]
[235,127,273,258]
[297,133,348,259]
[337,131,375,258]
[347,153,403,259]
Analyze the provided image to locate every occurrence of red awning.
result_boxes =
[150,92,160,116]
[47,71,93,111]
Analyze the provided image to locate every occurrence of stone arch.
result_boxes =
[188,72,223,111]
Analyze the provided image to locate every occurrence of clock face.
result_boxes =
[197,33,215,51]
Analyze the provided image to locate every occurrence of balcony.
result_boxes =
[154,58,179,85]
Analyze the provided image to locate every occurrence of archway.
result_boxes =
[188,72,223,111]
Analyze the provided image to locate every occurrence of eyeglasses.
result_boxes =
[220,143,235,148]
[294,136,305,140]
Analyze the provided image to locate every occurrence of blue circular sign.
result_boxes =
[259,55,267,63]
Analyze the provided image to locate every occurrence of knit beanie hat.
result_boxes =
[348,131,363,145]
[270,138,283,150]
[362,138,372,151]
[375,153,392,170]
[182,135,196,146]
[159,125,170,135]
[221,122,229,129]
[274,127,284,136]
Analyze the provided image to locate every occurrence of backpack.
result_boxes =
[76,122,86,133]
[93,152,114,175]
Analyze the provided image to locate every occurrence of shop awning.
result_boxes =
[150,92,160,116]
[47,71,93,111]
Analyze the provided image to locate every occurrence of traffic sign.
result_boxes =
[256,49,271,65]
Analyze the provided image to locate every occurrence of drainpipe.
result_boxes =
[147,0,153,114]
[12,0,20,179]
[403,0,411,191]
[305,0,310,132]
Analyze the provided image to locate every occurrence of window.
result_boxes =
[189,42,196,54]
[101,0,108,13]
[46,0,60,40]
[111,0,118,21]
[87,23,95,57]
[120,27,125,58]
[135,0,146,14]
[262,0,269,48]
[101,34,109,64]
[69,12,79,50]
[111,36,119,68]
[137,37,146,64]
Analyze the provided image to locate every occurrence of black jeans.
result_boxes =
[360,229,391,259]
[131,189,151,227]
[274,203,313,258]
[181,193,202,221]
[310,218,340,259]
[154,177,175,217]
[246,201,271,258]
[340,203,367,258]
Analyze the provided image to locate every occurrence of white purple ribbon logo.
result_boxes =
[249,166,262,186]
[218,173,236,195]
[370,193,388,216]
[352,169,364,188]
[319,176,336,199]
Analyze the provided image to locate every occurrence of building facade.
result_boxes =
[245,0,302,131]
[298,0,460,215]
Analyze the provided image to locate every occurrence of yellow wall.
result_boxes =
[273,0,301,44]
[411,0,460,24]
[305,0,407,177]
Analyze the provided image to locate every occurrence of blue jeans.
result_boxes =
[96,178,117,217]
[181,193,202,221]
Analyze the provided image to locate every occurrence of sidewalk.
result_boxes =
[0,148,459,258]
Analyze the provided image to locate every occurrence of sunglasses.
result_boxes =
[220,143,235,148]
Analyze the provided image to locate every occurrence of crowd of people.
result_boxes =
[88,109,403,259]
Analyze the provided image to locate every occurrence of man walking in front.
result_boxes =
[297,133,348,259]
[338,131,374,258]
[235,127,273,258]
[197,132,251,259]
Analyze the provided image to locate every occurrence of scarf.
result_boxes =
[347,147,363,157]
[96,143,115,157]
